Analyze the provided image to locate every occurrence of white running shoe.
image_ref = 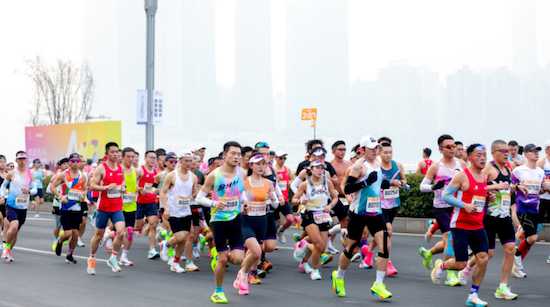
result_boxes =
[326,245,339,254]
[160,241,169,261]
[99,231,110,246]
[148,247,160,259]
[513,255,523,270]
[119,257,134,266]
[351,252,361,262]
[171,262,185,273]
[310,270,322,280]
[77,237,85,247]
[107,257,122,272]
[466,293,488,306]
[193,246,200,259]
[105,238,113,251]
[495,285,518,300]
[185,261,200,271]
[512,263,526,278]
[277,226,287,244]
[458,267,472,286]
[167,256,175,266]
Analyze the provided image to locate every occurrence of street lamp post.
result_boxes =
[144,0,157,150]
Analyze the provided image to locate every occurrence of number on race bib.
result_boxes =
[144,183,153,193]
[248,201,267,216]
[339,198,349,206]
[176,196,191,208]
[313,211,331,224]
[122,193,136,203]
[67,189,82,201]
[107,187,122,199]
[524,180,541,195]
[383,187,399,199]
[472,195,486,213]
[278,181,287,192]
[16,195,29,208]
[366,197,380,213]
[219,196,239,212]
[501,194,511,212]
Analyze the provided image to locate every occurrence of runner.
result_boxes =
[536,140,550,263]
[511,143,545,277]
[418,134,467,287]
[135,150,160,259]
[274,150,294,244]
[193,145,209,174]
[455,141,465,161]
[133,151,140,169]
[431,144,494,307]
[119,147,138,266]
[1,151,37,262]
[30,159,45,218]
[331,135,393,299]
[293,160,338,280]
[155,148,167,173]
[240,146,253,173]
[196,141,247,304]
[87,142,126,275]
[77,154,90,247]
[159,150,198,273]
[508,141,526,166]
[48,157,69,251]
[416,148,433,175]
[0,155,7,248]
[50,153,87,264]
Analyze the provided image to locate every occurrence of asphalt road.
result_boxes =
[1,214,549,307]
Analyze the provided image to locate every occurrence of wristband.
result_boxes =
[211,200,215,208]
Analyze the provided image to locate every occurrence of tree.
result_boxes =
[23,56,94,126]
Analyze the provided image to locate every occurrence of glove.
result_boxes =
[381,180,390,190]
[365,172,378,186]
[432,180,445,190]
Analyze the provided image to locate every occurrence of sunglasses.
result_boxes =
[440,144,457,150]
[147,156,158,160]
[278,157,287,160]
[167,159,178,164]
[70,159,81,163]
[256,142,269,148]
[475,145,486,151]
[495,149,509,155]
[336,148,347,152]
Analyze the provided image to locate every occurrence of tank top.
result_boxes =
[540,157,550,200]
[433,158,463,208]
[381,160,401,209]
[276,166,290,202]
[211,167,244,222]
[264,165,277,213]
[167,170,193,218]
[244,177,269,217]
[32,168,43,189]
[97,163,124,212]
[6,169,32,210]
[349,158,382,216]
[122,166,137,212]
[485,162,511,218]
[137,165,158,204]
[60,170,84,211]
[421,160,433,175]
[302,174,331,213]
[450,168,487,230]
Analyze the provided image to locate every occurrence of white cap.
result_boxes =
[193,145,206,152]
[349,151,356,159]
[359,135,380,149]
[275,150,287,157]
[249,153,268,164]
[544,140,550,150]
[309,160,326,169]
[311,147,327,156]
[178,150,194,158]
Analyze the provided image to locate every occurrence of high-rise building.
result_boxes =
[512,0,537,76]
[446,66,482,141]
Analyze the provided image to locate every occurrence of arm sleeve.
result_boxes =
[441,185,465,208]
[45,183,54,194]
[274,182,283,197]
[30,181,38,196]
[1,179,10,198]
[196,190,214,208]
[290,177,303,194]
[344,176,366,194]
[420,177,433,193]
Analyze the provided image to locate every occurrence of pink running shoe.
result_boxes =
[386,261,398,275]
[233,269,249,295]
[361,244,374,267]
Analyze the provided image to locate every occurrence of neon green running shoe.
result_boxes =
[371,282,392,299]
[445,271,461,287]
[293,233,300,244]
[331,271,346,297]
[418,247,433,270]
[211,291,228,304]
[210,247,218,272]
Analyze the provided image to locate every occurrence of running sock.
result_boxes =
[499,283,507,289]
[251,269,258,275]
[336,267,346,279]
[312,269,319,274]
[470,285,480,295]
[440,261,446,271]
[328,224,341,236]
[360,237,369,260]
[110,250,118,260]
[431,220,440,233]
[466,262,474,270]
[122,249,129,259]
[165,241,171,248]
[375,270,385,285]
[68,248,74,255]
[90,253,96,260]
[149,245,155,251]
[186,260,192,265]
[5,243,11,249]
[215,286,223,293]
[516,239,532,259]
[174,256,180,263]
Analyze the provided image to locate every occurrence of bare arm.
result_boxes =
[415,161,425,175]
[160,172,174,211]
[90,165,108,192]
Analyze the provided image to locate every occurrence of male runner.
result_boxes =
[455,142,465,160]
[77,154,90,247]
[508,141,525,166]
[416,148,433,175]
[119,147,138,265]
[274,150,294,244]
[0,155,7,247]
[240,146,253,173]
[196,141,248,304]
[87,142,126,275]
[31,159,45,218]
[155,148,166,173]
[193,145,209,174]
[536,140,550,263]
[431,144,494,307]
[133,151,140,168]
[135,150,160,259]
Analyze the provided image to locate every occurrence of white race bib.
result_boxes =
[278,181,287,192]
[144,183,153,193]
[122,192,136,204]
[176,196,191,208]
[524,180,541,195]
[339,197,349,206]
[107,187,122,199]
[16,195,30,208]
[472,195,486,213]
[220,196,239,212]
[366,197,381,213]
[313,211,331,224]
[501,194,511,212]
[383,187,399,199]
[67,189,82,201]
[248,201,267,216]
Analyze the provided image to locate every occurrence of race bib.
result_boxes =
[278,181,287,192]
[366,197,381,213]
[501,194,511,212]
[67,189,82,201]
[313,211,331,224]
[472,195,486,213]
[144,183,153,193]
[524,180,541,195]
[176,196,191,208]
[248,201,267,216]
[383,187,399,199]
[107,187,122,198]
[122,192,136,204]
[16,195,29,207]
[219,196,239,212]
[339,197,349,206]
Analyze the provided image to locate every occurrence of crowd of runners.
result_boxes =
[1,135,549,306]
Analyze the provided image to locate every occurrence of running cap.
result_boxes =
[15,152,28,159]
[309,160,326,169]
[359,135,380,149]
[33,159,41,164]
[178,150,193,159]
[524,144,541,153]
[58,157,69,165]
[68,153,80,160]
[193,145,206,152]
[275,150,287,157]
[350,152,356,159]
[311,147,327,157]
[544,140,550,150]
[249,153,268,164]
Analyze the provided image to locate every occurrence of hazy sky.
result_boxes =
[2,0,550,161]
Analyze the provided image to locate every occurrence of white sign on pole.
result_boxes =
[137,89,148,125]
[153,90,163,126]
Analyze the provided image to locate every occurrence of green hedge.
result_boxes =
[397,174,434,218]
[42,175,54,202]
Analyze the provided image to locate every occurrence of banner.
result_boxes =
[25,121,121,169]
[137,89,148,125]
[301,108,317,121]
[153,90,163,126]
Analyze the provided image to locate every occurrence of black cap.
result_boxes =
[524,144,542,153]
[311,147,327,156]
[165,152,178,161]
[58,157,69,165]
[68,153,80,160]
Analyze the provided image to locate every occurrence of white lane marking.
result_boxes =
[13,246,108,263]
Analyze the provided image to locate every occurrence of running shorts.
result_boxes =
[483,214,515,249]
[517,212,539,238]
[434,207,453,233]
[382,207,398,224]
[265,212,277,240]
[242,215,267,243]
[124,211,136,228]
[136,202,158,219]
[95,210,125,229]
[301,211,331,232]
[347,212,386,241]
[60,210,82,231]
[210,215,244,252]
[6,206,26,229]
[451,228,488,262]
[169,216,192,233]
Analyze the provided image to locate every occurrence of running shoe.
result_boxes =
[170,262,185,273]
[198,234,208,254]
[65,254,77,264]
[105,238,113,251]
[370,282,392,299]
[87,258,96,275]
[418,247,433,270]
[143,225,150,237]
[326,245,339,254]
[425,219,434,243]
[361,244,374,266]
[310,270,322,280]
[107,257,122,272]
[293,240,308,262]
[211,248,218,272]
[495,285,518,300]
[233,270,249,295]
[211,292,228,304]
[466,293,488,307]
[359,260,372,269]
[331,271,346,297]
[249,273,262,284]
[51,239,57,252]
[513,254,523,270]
[148,248,160,260]
[2,249,13,262]
[386,261,398,276]
[35,212,39,218]
[351,252,361,262]
[167,257,175,266]
[185,261,199,271]
[512,263,526,278]
[55,240,63,256]
[261,260,273,271]
[77,237,85,247]
[293,233,300,244]
[193,246,200,259]
[431,259,443,284]
[458,267,472,286]
[99,232,109,246]
[445,271,460,286]
[160,241,169,261]
[277,226,286,244]
[119,257,133,266]
[257,269,267,278]
[299,262,313,273]
[547,255,550,264]
[515,226,525,240]
[321,253,333,265]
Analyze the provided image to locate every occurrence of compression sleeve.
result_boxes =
[420,177,433,193]
[290,177,303,194]
[274,182,283,197]
[45,183,54,194]
[196,190,214,208]
[30,181,38,196]
[344,176,366,194]
[441,185,465,208]
[1,179,10,197]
